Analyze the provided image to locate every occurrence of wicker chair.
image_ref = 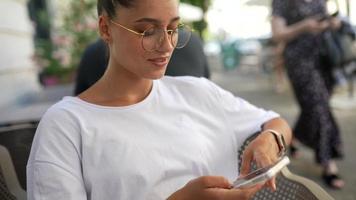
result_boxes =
[0,123,37,200]
[238,133,335,200]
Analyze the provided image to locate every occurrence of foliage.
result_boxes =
[180,0,211,39]
[35,0,98,84]
[35,0,211,84]
[61,0,98,70]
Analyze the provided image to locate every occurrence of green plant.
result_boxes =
[35,0,98,84]
[35,0,211,85]
[181,0,211,39]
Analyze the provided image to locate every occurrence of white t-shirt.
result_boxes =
[27,76,279,200]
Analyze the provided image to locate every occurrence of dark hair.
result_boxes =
[97,0,134,19]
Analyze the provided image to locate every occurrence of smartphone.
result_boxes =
[233,156,290,189]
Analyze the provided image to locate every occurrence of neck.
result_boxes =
[79,65,154,107]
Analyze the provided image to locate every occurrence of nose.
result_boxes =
[156,30,174,52]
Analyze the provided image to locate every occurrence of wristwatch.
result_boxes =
[263,129,287,157]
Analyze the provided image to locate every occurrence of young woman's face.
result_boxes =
[108,0,179,80]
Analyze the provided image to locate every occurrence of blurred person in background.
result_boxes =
[273,42,286,93]
[27,0,293,199]
[271,0,344,189]
[74,32,210,95]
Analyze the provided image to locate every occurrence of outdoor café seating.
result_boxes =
[0,123,334,200]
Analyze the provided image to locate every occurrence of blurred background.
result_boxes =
[1,0,356,199]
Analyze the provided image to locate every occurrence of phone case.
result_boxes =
[233,156,290,188]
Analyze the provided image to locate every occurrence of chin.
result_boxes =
[141,69,166,80]
[149,72,166,80]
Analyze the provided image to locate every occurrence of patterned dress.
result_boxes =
[272,0,343,164]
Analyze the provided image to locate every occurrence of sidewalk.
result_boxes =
[211,63,356,200]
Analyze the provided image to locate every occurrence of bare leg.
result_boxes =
[322,160,345,189]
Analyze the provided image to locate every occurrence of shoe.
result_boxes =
[322,172,345,189]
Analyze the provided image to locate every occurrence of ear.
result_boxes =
[99,15,111,43]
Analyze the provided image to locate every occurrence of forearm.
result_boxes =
[271,16,308,43]
[239,117,292,181]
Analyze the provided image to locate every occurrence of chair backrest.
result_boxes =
[0,122,37,200]
[0,145,26,200]
[238,133,335,200]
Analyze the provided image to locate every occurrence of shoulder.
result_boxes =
[31,97,84,160]
[39,97,86,130]
[157,76,232,106]
[45,97,83,116]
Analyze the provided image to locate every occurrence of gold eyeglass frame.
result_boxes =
[110,20,191,52]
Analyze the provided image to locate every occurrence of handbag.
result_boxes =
[320,30,343,67]
[320,0,356,67]
[338,32,356,64]
[320,30,356,67]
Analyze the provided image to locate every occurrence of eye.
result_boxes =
[143,27,157,37]
[167,29,178,36]
[134,24,154,35]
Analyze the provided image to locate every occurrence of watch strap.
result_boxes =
[264,129,287,157]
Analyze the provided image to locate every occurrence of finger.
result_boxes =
[244,183,264,194]
[271,176,277,191]
[254,155,276,191]
[196,176,232,189]
[227,184,263,199]
[265,177,277,191]
[320,21,329,28]
[240,149,254,176]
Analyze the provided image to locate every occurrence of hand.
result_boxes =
[167,176,263,200]
[303,17,329,35]
[329,17,342,31]
[239,131,281,191]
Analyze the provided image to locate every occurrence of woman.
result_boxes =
[27,0,292,199]
[271,0,344,189]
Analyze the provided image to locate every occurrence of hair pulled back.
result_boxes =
[97,0,135,18]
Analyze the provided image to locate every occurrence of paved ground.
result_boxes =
[210,60,356,200]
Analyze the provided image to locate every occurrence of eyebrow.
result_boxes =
[134,17,181,25]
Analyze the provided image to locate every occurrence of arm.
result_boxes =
[271,15,329,43]
[167,176,262,200]
[239,117,292,191]
[27,162,87,200]
[261,117,292,149]
[27,110,86,200]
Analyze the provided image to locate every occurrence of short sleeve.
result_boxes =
[272,0,288,18]
[26,106,87,200]
[202,79,280,144]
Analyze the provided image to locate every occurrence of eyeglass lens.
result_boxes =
[142,25,191,52]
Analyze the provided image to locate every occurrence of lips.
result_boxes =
[147,57,169,67]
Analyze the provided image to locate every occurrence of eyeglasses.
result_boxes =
[110,20,192,52]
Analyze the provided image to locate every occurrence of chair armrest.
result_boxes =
[238,132,335,200]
